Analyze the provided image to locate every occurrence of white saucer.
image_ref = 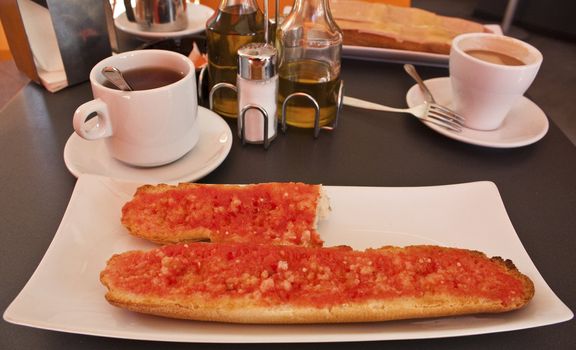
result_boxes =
[63,107,232,183]
[114,4,214,39]
[406,77,549,148]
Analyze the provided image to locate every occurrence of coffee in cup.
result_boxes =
[73,49,199,167]
[449,33,543,130]
[464,49,525,66]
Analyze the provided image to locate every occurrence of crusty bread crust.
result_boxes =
[121,183,329,246]
[331,1,488,54]
[104,292,521,324]
[100,244,534,324]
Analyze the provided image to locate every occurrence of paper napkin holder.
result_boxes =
[0,0,113,92]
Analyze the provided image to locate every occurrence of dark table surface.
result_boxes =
[1,49,575,349]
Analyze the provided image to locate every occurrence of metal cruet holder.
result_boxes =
[201,0,343,143]
[280,82,343,139]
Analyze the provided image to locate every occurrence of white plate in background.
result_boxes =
[114,4,214,39]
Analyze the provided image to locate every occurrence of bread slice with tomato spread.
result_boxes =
[121,183,330,247]
[100,242,534,324]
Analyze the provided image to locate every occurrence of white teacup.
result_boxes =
[450,33,543,131]
[73,49,199,167]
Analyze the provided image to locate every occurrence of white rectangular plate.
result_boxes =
[343,24,502,67]
[4,174,572,343]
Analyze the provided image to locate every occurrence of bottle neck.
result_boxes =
[218,0,260,12]
[292,0,333,23]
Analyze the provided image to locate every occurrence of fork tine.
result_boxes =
[422,116,463,132]
[427,110,464,128]
[429,105,465,124]
[428,105,465,125]
[429,104,466,123]
[424,107,463,132]
[427,109,465,129]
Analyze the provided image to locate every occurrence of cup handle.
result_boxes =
[73,99,113,140]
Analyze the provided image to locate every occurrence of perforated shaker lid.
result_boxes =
[238,43,277,81]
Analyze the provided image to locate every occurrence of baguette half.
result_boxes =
[100,242,534,324]
[121,183,330,247]
[331,1,488,54]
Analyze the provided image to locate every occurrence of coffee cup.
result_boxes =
[449,33,543,130]
[73,49,199,167]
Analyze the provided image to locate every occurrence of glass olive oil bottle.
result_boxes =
[206,0,265,118]
[276,0,342,128]
[278,59,340,128]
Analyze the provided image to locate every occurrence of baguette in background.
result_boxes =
[331,0,489,54]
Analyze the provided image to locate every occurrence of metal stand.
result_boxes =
[208,82,237,112]
[281,80,344,138]
[198,65,208,102]
[209,83,274,150]
[239,104,274,149]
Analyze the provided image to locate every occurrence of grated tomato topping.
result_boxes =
[104,243,526,307]
[122,183,323,246]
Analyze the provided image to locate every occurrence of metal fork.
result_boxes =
[343,96,464,132]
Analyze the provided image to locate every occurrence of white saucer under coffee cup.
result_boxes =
[450,33,543,131]
[73,50,199,167]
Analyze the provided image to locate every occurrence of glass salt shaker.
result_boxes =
[237,43,278,149]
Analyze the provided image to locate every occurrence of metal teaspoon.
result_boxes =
[101,66,133,91]
[403,64,435,103]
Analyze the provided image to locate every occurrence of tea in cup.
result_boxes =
[73,49,199,167]
[449,33,543,130]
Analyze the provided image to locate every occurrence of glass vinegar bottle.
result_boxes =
[206,0,266,118]
[275,0,343,128]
